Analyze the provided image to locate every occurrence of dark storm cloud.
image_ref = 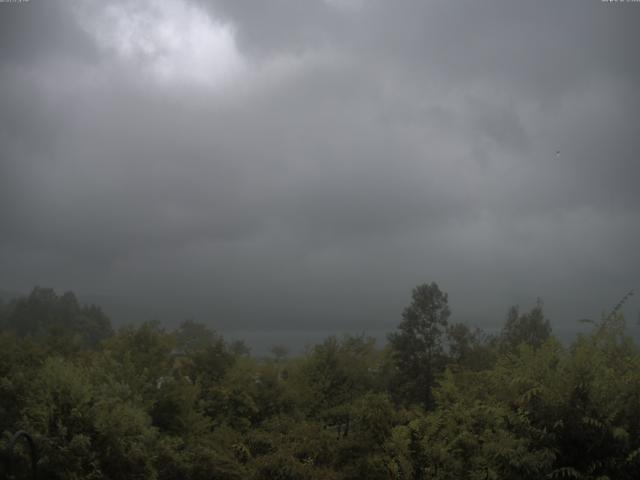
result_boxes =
[1,0,639,338]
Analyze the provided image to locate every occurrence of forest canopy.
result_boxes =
[1,285,639,480]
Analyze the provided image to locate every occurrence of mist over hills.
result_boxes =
[2,284,638,356]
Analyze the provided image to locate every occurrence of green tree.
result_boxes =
[175,319,221,353]
[20,356,158,479]
[499,300,551,352]
[388,282,450,408]
[1,287,112,348]
[446,323,496,371]
[296,335,380,420]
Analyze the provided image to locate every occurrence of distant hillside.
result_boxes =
[0,288,23,303]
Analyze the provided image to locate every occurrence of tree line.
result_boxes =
[1,284,639,479]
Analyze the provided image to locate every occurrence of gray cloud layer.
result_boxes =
[1,0,639,337]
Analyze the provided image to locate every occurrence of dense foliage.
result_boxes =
[1,285,639,479]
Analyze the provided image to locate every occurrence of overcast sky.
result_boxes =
[1,0,639,341]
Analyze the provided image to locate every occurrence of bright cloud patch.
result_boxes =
[74,0,245,86]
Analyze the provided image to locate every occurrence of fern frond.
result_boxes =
[549,466,581,479]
